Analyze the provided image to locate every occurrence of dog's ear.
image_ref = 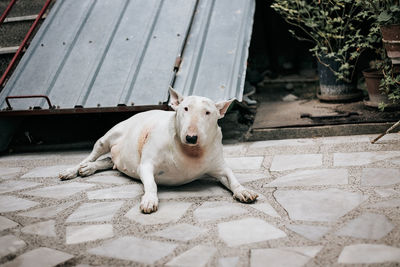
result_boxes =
[169,86,184,110]
[215,99,235,119]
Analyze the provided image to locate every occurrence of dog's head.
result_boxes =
[169,87,234,147]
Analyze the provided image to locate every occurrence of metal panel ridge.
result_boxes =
[0,0,197,110]
[173,0,255,102]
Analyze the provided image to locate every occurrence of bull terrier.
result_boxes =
[59,88,258,213]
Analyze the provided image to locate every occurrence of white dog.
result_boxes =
[59,88,258,213]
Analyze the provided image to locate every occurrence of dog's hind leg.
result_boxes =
[79,157,113,177]
[59,137,112,180]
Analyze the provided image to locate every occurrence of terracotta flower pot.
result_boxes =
[381,24,400,65]
[362,68,398,108]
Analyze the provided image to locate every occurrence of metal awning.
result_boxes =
[0,0,255,113]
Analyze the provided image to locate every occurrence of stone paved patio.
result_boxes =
[0,133,399,266]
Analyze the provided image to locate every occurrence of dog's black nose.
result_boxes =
[186,135,198,144]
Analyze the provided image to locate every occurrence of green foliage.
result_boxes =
[270,0,379,83]
[376,55,400,110]
[271,0,400,111]
[363,0,400,110]
[363,0,400,25]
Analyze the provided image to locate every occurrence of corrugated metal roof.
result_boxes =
[174,0,255,102]
[0,0,255,111]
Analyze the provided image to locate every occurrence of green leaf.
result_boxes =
[378,11,392,23]
[378,102,387,111]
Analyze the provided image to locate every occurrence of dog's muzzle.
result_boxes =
[185,135,198,144]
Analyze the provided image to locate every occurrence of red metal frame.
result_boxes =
[0,0,17,25]
[5,95,53,110]
[0,0,53,87]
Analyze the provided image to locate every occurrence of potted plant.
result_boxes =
[362,67,386,108]
[364,0,400,64]
[379,65,400,110]
[362,44,400,109]
[361,0,400,109]
[271,0,376,101]
[362,58,399,110]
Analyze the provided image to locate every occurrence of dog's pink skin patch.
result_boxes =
[138,127,151,158]
[179,143,204,159]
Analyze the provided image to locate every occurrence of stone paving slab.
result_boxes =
[150,223,208,242]
[85,174,133,185]
[165,245,217,266]
[87,184,142,200]
[265,168,348,187]
[368,198,400,208]
[274,188,367,222]
[285,224,330,241]
[270,153,323,171]
[338,244,400,264]
[375,188,398,197]
[333,151,400,166]
[218,218,287,246]
[23,182,96,199]
[0,167,24,180]
[0,235,26,258]
[0,133,399,266]
[250,246,323,267]
[66,201,124,223]
[158,180,230,199]
[219,256,239,267]
[225,157,264,170]
[335,212,394,239]
[0,216,18,231]
[0,196,39,212]
[21,165,75,179]
[18,201,78,218]
[126,202,192,225]
[0,180,41,194]
[361,168,400,186]
[21,220,56,237]
[88,236,178,264]
[194,201,248,222]
[3,247,74,267]
[233,171,269,184]
[66,224,114,244]
[250,202,280,218]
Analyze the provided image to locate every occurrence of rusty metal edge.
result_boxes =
[250,118,399,130]
[0,104,171,117]
[248,122,399,142]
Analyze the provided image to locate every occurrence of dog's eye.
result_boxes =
[205,111,210,115]
[184,107,188,111]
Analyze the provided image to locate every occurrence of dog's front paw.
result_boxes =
[140,194,159,214]
[59,167,79,181]
[233,187,258,203]
[78,162,96,177]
